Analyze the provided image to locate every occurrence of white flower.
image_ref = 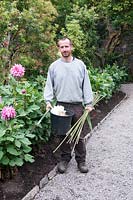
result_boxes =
[51,105,66,116]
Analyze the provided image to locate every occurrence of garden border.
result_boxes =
[22,93,128,200]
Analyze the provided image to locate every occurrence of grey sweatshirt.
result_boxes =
[44,58,93,105]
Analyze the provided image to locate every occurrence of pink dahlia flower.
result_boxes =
[10,64,25,77]
[1,106,16,120]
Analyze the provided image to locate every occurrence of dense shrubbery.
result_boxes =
[60,5,98,64]
[52,0,132,70]
[89,64,128,99]
[0,0,58,83]
[0,64,50,171]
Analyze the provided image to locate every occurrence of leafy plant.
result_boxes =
[88,64,128,99]
[0,64,50,179]
[89,67,115,99]
[104,64,128,90]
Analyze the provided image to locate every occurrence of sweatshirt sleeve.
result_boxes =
[44,67,54,103]
[82,66,93,105]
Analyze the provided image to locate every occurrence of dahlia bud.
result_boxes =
[21,89,26,94]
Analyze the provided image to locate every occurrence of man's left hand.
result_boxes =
[85,105,94,112]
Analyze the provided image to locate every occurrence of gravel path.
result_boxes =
[34,84,133,200]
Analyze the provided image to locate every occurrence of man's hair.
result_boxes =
[56,37,73,47]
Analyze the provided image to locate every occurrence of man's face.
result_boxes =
[58,39,72,58]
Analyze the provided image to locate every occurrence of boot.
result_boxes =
[57,161,69,173]
[78,162,88,173]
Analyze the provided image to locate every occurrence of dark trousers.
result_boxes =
[57,102,90,163]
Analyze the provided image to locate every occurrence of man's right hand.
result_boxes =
[46,102,52,111]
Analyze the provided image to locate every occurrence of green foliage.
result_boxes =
[61,19,86,59]
[89,64,128,99]
[52,0,132,76]
[60,4,98,64]
[89,67,115,99]
[0,68,50,168]
[0,0,58,82]
[0,0,132,80]
[0,120,34,166]
[51,0,74,33]
[96,0,133,28]
[104,64,128,90]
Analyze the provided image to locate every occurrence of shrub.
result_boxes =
[0,64,50,177]
[0,0,58,83]
[89,67,115,99]
[104,64,128,90]
[88,64,128,99]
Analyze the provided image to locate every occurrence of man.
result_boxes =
[44,37,93,173]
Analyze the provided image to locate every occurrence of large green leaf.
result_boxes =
[23,145,32,153]
[27,105,40,113]
[9,157,23,167]
[20,137,31,145]
[14,157,24,166]
[18,110,27,116]
[0,151,4,160]
[16,134,24,139]
[7,145,20,155]
[15,140,21,148]
[9,160,16,167]
[6,137,14,142]
[25,133,35,138]
[0,130,6,137]
[24,154,34,163]
[1,156,9,165]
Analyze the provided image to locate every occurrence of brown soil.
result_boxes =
[0,91,126,200]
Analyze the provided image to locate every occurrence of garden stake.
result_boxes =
[30,110,50,134]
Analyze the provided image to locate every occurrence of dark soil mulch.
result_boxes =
[0,90,126,200]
